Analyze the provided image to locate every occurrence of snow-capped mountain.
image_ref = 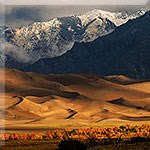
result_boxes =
[25,11,150,80]
[79,8,149,42]
[0,8,149,64]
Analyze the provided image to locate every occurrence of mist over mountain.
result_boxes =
[24,11,150,80]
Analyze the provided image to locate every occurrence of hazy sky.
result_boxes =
[1,0,149,5]
[0,0,149,27]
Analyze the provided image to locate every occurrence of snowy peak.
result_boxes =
[79,8,150,26]
[79,9,120,25]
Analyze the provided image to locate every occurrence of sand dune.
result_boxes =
[69,80,150,100]
[0,69,150,128]
[126,81,150,93]
[108,97,150,111]
[102,75,137,85]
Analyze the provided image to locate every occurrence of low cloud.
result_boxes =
[0,39,30,63]
[5,6,44,27]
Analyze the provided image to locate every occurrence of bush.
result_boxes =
[129,137,149,143]
[57,139,87,150]
[87,137,100,147]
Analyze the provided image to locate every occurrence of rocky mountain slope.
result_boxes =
[0,8,149,64]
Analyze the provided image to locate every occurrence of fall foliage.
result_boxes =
[1,124,149,142]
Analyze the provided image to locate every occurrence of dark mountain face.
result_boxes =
[22,12,150,80]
